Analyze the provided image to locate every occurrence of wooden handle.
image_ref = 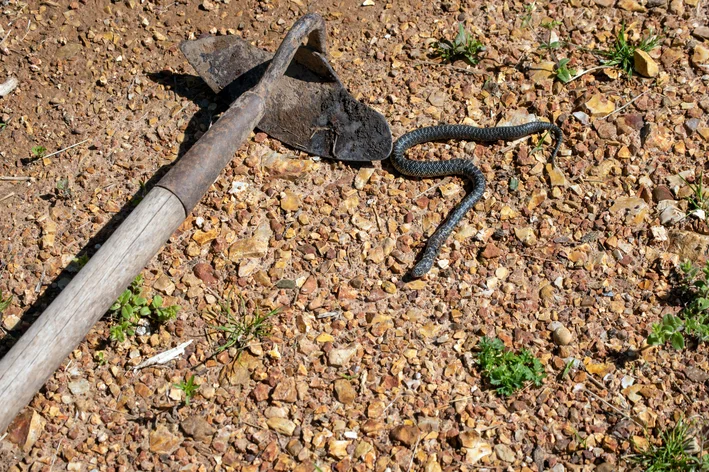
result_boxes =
[0,188,185,432]
[0,13,330,434]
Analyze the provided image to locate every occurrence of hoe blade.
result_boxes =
[181,35,392,162]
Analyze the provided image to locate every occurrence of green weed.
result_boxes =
[520,3,536,29]
[539,33,564,52]
[477,337,546,396]
[56,177,72,200]
[681,173,709,217]
[95,351,107,366]
[648,314,686,350]
[208,298,278,354]
[596,24,661,77]
[555,58,576,83]
[531,130,552,155]
[541,19,562,30]
[631,418,709,471]
[560,359,575,379]
[109,275,180,342]
[433,23,485,64]
[0,289,12,314]
[648,261,709,349]
[72,254,90,270]
[31,146,47,158]
[174,375,199,406]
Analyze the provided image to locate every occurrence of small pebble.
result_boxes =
[553,326,573,346]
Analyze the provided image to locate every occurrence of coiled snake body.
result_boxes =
[391,122,563,278]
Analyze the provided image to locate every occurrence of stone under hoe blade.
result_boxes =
[180,34,392,162]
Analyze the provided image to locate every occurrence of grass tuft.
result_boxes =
[433,23,485,64]
[631,418,709,471]
[596,24,661,77]
[208,298,278,355]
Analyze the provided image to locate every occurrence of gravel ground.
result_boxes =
[1,0,708,470]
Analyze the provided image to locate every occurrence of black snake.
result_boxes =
[390,122,563,278]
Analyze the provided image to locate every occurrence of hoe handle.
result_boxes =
[0,13,326,434]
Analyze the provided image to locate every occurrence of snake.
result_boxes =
[390,122,563,278]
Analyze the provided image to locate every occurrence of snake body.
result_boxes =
[390,122,563,278]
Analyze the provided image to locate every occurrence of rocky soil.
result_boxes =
[1,0,708,470]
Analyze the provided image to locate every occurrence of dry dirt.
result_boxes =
[1,0,709,470]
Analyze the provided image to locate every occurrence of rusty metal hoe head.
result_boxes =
[180,24,392,162]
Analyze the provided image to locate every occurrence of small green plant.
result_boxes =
[649,261,709,349]
[539,38,563,52]
[95,351,107,366]
[555,58,576,83]
[596,24,661,77]
[31,145,47,158]
[631,418,709,471]
[131,179,149,207]
[520,2,536,29]
[151,295,180,323]
[541,19,562,30]
[648,314,686,350]
[509,176,519,192]
[174,374,199,406]
[433,23,485,64]
[0,290,12,313]
[72,254,90,269]
[0,122,7,130]
[109,275,180,342]
[560,359,575,379]
[56,177,72,200]
[477,337,546,396]
[531,130,552,155]
[209,298,277,354]
[681,173,709,217]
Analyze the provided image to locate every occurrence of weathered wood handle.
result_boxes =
[0,13,327,433]
[0,188,186,432]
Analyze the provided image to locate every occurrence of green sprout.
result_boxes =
[477,337,546,396]
[648,260,709,350]
[531,130,552,155]
[175,375,199,406]
[109,275,180,342]
[433,23,485,64]
[0,290,12,314]
[95,351,107,366]
[541,19,562,30]
[648,314,686,350]
[520,3,536,29]
[71,254,90,270]
[555,58,576,83]
[681,173,709,218]
[31,146,47,158]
